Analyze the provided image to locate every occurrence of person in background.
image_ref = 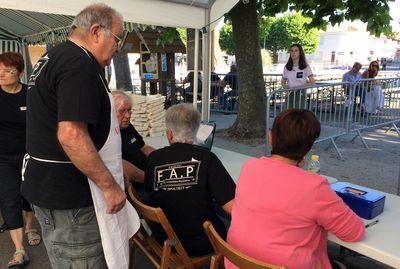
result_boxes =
[362,60,379,80]
[21,4,139,268]
[342,62,362,110]
[144,103,236,257]
[0,52,41,268]
[111,90,154,191]
[362,61,384,114]
[182,71,202,103]
[210,68,221,100]
[281,44,316,108]
[220,64,238,110]
[381,58,387,71]
[227,109,365,269]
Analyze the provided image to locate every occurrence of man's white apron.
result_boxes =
[87,86,140,269]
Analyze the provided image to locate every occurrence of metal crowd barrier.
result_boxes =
[265,77,400,158]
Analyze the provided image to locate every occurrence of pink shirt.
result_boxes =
[226,157,365,269]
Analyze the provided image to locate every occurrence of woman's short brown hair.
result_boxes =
[271,109,321,162]
[0,52,24,73]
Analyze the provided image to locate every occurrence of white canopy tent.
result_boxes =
[0,0,240,120]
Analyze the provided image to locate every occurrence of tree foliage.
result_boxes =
[176,28,187,45]
[266,13,319,55]
[156,28,181,47]
[259,16,275,40]
[257,0,392,36]
[227,0,392,140]
[219,24,235,55]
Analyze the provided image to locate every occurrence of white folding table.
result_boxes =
[145,137,399,267]
[328,185,400,269]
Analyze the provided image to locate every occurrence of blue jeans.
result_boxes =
[33,205,107,269]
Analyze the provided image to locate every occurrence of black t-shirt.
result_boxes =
[223,71,238,95]
[186,71,202,93]
[21,40,111,209]
[144,143,236,256]
[0,84,27,155]
[121,123,146,170]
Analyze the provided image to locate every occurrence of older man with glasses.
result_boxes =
[21,4,139,269]
[342,62,362,111]
[111,91,154,197]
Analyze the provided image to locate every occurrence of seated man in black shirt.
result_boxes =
[144,103,236,257]
[111,90,154,185]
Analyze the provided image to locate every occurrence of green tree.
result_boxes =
[228,0,392,140]
[219,24,235,55]
[266,13,319,63]
[259,16,275,49]
[219,16,274,55]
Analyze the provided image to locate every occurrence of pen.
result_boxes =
[365,219,379,228]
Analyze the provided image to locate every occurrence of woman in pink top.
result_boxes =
[227,109,365,269]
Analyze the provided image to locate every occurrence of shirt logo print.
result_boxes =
[130,137,137,143]
[154,160,201,191]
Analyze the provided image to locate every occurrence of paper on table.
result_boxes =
[196,124,214,143]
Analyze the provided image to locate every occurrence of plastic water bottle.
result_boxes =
[307,155,320,174]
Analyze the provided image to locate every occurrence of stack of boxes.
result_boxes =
[129,94,166,137]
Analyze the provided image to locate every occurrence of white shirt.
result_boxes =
[282,64,313,88]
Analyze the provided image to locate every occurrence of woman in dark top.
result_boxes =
[0,52,40,268]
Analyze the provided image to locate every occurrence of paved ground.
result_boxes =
[1,112,399,269]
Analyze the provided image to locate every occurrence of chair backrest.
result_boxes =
[203,221,288,269]
[194,121,216,150]
[128,186,196,269]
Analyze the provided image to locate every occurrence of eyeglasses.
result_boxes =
[102,27,128,51]
[0,69,18,75]
[117,108,132,115]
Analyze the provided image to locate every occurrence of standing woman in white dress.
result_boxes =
[281,44,316,109]
[362,61,384,114]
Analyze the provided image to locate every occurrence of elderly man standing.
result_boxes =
[21,4,139,269]
[144,103,236,257]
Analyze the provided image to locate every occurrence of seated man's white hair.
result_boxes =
[166,104,201,143]
[111,89,131,107]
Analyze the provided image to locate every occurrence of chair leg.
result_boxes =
[160,243,171,269]
[210,255,218,269]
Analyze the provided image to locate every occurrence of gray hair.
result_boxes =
[72,3,123,32]
[166,104,201,143]
[111,90,131,109]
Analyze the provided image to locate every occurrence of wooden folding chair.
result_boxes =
[128,186,211,269]
[203,221,288,269]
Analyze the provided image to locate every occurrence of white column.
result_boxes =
[201,8,211,121]
[193,29,199,108]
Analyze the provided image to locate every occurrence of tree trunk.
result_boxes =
[112,52,133,91]
[272,50,278,64]
[228,0,266,139]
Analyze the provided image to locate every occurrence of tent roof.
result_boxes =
[0,0,239,44]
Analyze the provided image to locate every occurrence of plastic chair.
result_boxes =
[203,221,288,269]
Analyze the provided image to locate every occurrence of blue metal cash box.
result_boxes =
[331,182,385,220]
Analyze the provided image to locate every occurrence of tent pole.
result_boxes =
[201,8,211,121]
[193,29,199,108]
[21,42,28,84]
